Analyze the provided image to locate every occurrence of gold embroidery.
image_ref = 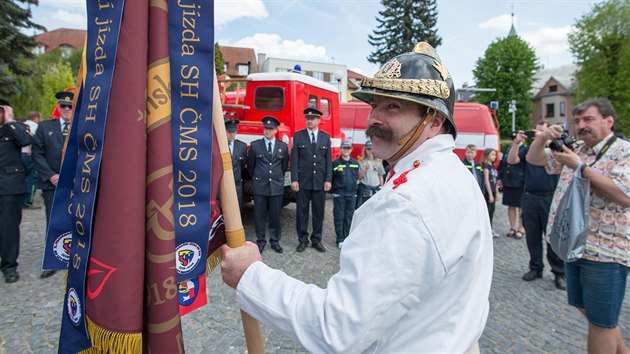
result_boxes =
[433,60,450,81]
[360,77,450,99]
[374,59,402,79]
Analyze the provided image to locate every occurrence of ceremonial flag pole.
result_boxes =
[211,73,265,354]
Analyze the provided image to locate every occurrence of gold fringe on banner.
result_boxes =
[79,316,142,354]
[206,248,222,274]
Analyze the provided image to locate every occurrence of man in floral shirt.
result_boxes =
[527,98,629,354]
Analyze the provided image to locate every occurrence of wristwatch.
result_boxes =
[578,162,587,174]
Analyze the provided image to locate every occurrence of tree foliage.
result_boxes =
[367,0,441,65]
[568,0,630,135]
[0,0,45,97]
[215,43,225,76]
[473,35,538,138]
[9,48,77,118]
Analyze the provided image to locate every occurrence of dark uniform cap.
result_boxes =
[303,107,323,119]
[365,140,373,149]
[0,98,9,113]
[224,118,239,132]
[351,42,456,137]
[341,140,353,149]
[55,91,74,106]
[262,116,280,129]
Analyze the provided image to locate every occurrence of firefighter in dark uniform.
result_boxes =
[225,118,247,207]
[248,116,289,254]
[0,99,33,283]
[331,140,360,247]
[33,90,73,279]
[291,107,332,252]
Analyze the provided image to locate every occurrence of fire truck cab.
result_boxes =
[221,72,344,203]
[340,101,500,162]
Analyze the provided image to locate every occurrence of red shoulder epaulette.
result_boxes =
[392,160,421,190]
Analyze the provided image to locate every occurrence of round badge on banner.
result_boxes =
[66,288,82,325]
[175,242,202,274]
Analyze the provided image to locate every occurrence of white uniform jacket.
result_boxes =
[236,134,494,353]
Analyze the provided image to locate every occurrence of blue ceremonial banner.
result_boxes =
[168,0,214,282]
[42,85,82,270]
[55,1,125,352]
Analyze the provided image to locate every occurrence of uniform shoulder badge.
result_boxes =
[392,160,421,190]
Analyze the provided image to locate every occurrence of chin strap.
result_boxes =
[387,112,435,164]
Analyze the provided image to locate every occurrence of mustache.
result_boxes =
[578,128,591,135]
[365,125,395,143]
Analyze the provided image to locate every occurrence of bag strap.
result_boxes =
[590,136,617,166]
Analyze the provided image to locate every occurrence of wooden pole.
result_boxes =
[212,73,265,354]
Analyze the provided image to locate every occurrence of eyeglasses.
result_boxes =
[59,105,72,110]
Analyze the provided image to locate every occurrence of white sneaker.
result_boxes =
[492,230,500,238]
[337,242,344,249]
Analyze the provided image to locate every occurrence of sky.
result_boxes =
[29,0,602,88]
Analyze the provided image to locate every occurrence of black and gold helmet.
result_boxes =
[352,42,456,137]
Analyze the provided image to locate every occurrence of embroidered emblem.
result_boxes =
[66,288,82,325]
[375,58,402,79]
[433,60,450,81]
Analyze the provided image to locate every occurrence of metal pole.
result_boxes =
[510,100,516,132]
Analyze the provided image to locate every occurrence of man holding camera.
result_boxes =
[527,98,629,354]
[511,120,564,289]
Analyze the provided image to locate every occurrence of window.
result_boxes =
[549,85,558,92]
[33,45,45,56]
[60,45,73,58]
[237,64,249,76]
[545,103,555,118]
[224,63,228,72]
[312,71,324,81]
[319,98,331,119]
[559,102,566,117]
[254,86,284,111]
[308,95,317,109]
[275,68,289,72]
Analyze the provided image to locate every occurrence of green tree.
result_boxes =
[568,0,630,135]
[367,0,441,65]
[473,35,538,138]
[215,43,225,76]
[9,49,75,118]
[0,0,45,97]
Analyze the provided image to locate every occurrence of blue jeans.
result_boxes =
[333,194,356,244]
[566,259,629,328]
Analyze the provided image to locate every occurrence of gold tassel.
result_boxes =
[206,248,221,275]
[79,316,142,354]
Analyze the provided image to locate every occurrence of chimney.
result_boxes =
[257,53,267,72]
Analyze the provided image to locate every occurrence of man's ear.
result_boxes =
[427,113,446,137]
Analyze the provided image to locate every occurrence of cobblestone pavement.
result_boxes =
[1,194,628,353]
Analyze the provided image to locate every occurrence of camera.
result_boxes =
[548,132,576,152]
[511,130,536,139]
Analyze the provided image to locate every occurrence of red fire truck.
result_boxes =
[340,101,500,162]
[221,72,343,203]
[221,72,500,202]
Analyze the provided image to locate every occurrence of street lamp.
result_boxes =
[334,70,344,102]
[508,100,516,132]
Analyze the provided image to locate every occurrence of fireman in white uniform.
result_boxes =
[221,42,493,353]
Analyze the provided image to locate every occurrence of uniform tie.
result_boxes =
[229,141,233,155]
[62,122,69,136]
[311,132,316,147]
[268,141,272,154]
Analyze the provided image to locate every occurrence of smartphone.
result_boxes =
[524,131,536,138]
